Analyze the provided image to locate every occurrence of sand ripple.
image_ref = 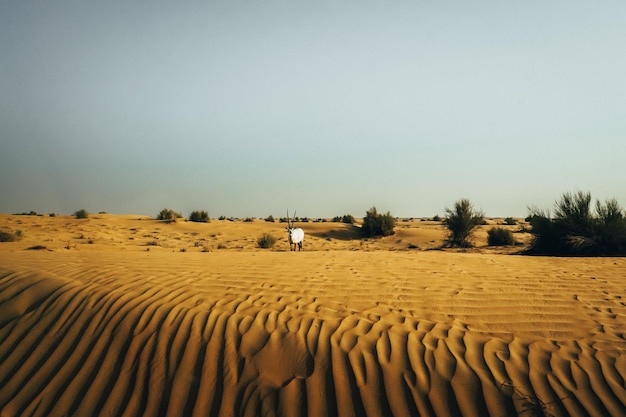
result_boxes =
[1,252,625,417]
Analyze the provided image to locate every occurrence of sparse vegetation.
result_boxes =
[504,217,517,225]
[527,191,626,256]
[443,199,485,247]
[157,208,182,223]
[333,214,355,224]
[487,227,515,246]
[257,233,276,249]
[0,230,21,242]
[74,209,89,219]
[189,210,210,223]
[432,215,441,222]
[265,215,275,222]
[361,207,395,237]
[14,211,39,216]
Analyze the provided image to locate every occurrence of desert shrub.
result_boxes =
[528,191,626,256]
[265,215,275,222]
[157,208,182,223]
[218,215,227,220]
[443,199,485,247]
[487,227,515,246]
[343,214,355,224]
[257,233,276,249]
[432,215,441,222]
[189,210,210,223]
[333,214,355,224]
[74,209,89,219]
[0,231,20,242]
[504,217,517,225]
[361,207,395,237]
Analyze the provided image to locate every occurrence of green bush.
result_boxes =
[333,214,355,224]
[527,191,626,256]
[189,210,210,223]
[74,209,89,219]
[361,207,395,237]
[157,208,182,223]
[257,233,276,249]
[443,199,485,247]
[487,227,515,246]
[265,215,275,222]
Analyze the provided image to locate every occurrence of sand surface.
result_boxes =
[1,214,625,416]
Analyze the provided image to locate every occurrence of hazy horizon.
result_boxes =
[2,1,625,218]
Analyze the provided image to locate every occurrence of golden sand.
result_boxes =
[0,214,624,416]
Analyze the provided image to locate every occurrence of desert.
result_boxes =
[0,213,624,417]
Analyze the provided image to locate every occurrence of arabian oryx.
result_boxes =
[286,210,304,251]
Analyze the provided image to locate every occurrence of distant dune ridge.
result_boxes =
[0,214,625,416]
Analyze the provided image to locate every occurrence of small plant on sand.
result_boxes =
[527,191,626,256]
[443,199,485,247]
[333,214,355,224]
[265,215,275,222]
[487,227,515,246]
[74,209,89,219]
[257,233,276,249]
[504,217,517,225]
[0,230,21,242]
[157,208,182,223]
[189,210,210,223]
[361,207,395,237]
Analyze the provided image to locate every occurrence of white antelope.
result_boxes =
[286,210,304,251]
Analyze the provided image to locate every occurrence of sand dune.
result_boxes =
[0,215,625,416]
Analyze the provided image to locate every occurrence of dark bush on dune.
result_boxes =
[157,208,182,223]
[361,207,395,237]
[74,209,89,219]
[0,231,20,242]
[443,199,485,247]
[257,233,276,249]
[487,227,515,246]
[527,191,626,256]
[333,214,355,224]
[189,210,210,223]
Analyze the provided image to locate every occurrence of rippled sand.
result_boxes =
[1,214,624,416]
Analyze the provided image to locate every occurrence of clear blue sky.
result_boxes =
[1,1,625,218]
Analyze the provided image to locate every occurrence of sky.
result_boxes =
[1,1,625,218]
